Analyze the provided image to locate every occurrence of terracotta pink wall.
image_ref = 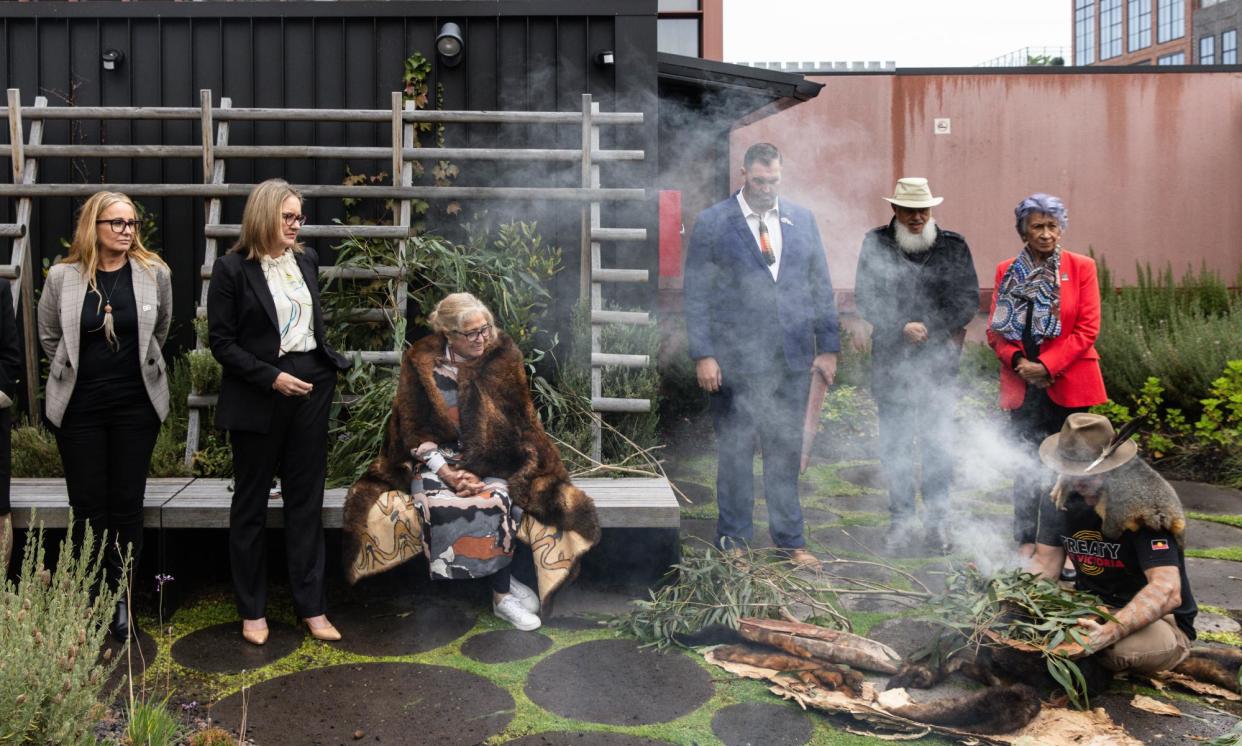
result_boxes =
[732,70,1242,291]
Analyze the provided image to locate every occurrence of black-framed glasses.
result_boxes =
[453,324,492,343]
[96,218,140,234]
[281,212,307,227]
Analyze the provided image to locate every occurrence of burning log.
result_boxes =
[713,645,864,696]
[738,617,902,674]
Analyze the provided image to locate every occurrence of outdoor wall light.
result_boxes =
[594,50,616,66]
[436,22,464,67]
[101,49,124,71]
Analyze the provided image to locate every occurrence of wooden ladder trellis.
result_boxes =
[0,89,650,464]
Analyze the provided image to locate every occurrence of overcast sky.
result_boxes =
[722,0,1073,68]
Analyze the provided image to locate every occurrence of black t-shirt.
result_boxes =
[1038,493,1198,640]
[76,264,141,387]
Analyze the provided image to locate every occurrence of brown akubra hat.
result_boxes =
[1039,413,1138,476]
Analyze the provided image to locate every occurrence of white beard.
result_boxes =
[894,217,937,254]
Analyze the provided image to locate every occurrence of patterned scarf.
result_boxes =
[989,245,1063,343]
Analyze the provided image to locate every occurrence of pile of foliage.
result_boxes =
[925,567,1114,709]
[611,544,848,651]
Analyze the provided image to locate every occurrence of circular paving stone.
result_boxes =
[1185,558,1242,610]
[211,662,512,745]
[866,618,945,660]
[1096,690,1237,744]
[330,596,476,657]
[1196,611,1242,635]
[170,621,301,675]
[102,628,159,694]
[712,702,812,746]
[503,733,673,745]
[822,495,891,514]
[1186,519,1242,551]
[673,480,715,507]
[462,629,553,663]
[1169,481,1242,515]
[837,463,885,490]
[525,639,712,725]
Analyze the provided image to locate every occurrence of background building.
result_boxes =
[1071,0,1242,65]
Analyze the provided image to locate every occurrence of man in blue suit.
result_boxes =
[684,142,840,565]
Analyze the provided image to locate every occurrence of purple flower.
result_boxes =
[154,573,175,592]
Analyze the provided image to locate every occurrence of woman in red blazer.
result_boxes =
[987,194,1107,560]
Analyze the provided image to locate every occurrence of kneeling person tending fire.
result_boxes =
[1028,413,1196,677]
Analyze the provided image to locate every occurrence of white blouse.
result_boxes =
[259,249,317,355]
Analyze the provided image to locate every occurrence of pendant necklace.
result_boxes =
[94,263,125,351]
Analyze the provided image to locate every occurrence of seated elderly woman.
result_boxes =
[342,293,600,630]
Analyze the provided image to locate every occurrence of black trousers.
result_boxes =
[1009,387,1089,544]
[228,351,336,620]
[55,385,161,590]
[875,381,957,526]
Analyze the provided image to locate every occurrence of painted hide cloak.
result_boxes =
[342,331,600,607]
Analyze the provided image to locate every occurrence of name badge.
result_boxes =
[1060,274,1069,282]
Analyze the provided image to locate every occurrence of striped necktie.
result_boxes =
[757,217,775,266]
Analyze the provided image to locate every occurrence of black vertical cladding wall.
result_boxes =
[0,1,659,354]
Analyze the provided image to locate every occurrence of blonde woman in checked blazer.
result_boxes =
[37,191,172,642]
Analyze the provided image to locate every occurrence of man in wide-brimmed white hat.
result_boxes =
[854,177,978,553]
[1029,413,1197,675]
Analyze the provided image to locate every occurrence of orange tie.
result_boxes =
[757,218,775,266]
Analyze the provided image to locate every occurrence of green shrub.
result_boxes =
[150,355,192,478]
[10,418,62,477]
[125,693,181,746]
[191,428,233,478]
[326,362,399,487]
[0,520,122,744]
[187,349,221,396]
[1096,257,1241,417]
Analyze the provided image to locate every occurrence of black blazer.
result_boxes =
[0,279,21,401]
[207,247,350,433]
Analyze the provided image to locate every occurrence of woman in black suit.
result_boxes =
[207,179,350,645]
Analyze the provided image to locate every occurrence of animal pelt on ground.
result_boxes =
[342,331,600,584]
[885,683,1043,735]
[1174,646,1242,692]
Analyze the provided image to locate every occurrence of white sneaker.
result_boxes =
[508,578,541,614]
[494,594,542,631]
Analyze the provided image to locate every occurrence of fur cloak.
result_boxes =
[1053,458,1186,542]
[342,331,601,605]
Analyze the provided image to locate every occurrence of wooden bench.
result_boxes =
[10,476,681,530]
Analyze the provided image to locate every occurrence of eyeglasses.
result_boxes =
[453,324,492,343]
[95,219,140,234]
[281,212,307,227]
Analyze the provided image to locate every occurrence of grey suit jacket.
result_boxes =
[37,258,173,427]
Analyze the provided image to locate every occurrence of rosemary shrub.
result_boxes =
[0,520,123,743]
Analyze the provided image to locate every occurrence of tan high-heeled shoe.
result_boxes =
[241,620,269,646]
[304,618,341,642]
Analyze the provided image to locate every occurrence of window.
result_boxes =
[1157,0,1184,43]
[657,18,700,56]
[1129,0,1152,51]
[1224,30,1238,63]
[1099,0,1124,58]
[1157,51,1187,64]
[1076,0,1097,64]
[1200,35,1216,63]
